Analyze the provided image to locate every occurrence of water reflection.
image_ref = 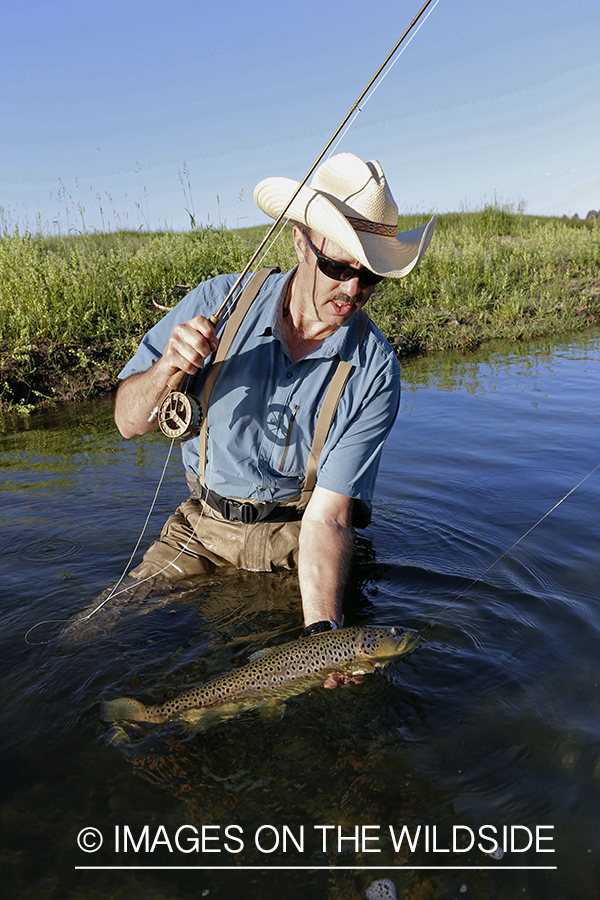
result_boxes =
[400,329,600,395]
[1,330,599,899]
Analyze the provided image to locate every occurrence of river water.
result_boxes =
[1,329,599,900]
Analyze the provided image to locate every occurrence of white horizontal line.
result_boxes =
[75,865,558,871]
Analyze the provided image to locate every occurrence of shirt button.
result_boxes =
[285,371,293,379]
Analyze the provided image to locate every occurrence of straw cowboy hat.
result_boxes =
[254,152,436,279]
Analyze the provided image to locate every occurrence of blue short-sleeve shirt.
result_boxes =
[119,269,400,502]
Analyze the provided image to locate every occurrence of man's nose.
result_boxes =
[339,275,362,298]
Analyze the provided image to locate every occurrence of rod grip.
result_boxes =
[166,369,187,391]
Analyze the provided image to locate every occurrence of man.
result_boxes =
[115,152,435,636]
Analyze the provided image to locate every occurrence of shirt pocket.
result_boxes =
[278,405,300,472]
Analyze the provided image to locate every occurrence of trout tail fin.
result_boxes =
[101,696,149,724]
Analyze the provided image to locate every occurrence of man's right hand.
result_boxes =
[114,316,219,439]
[159,315,219,379]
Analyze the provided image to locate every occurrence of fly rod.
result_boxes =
[148,0,439,436]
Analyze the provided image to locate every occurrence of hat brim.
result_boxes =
[254,176,435,278]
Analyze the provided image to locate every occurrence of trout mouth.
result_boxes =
[390,627,421,655]
[404,632,421,654]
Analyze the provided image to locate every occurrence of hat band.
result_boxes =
[345,216,397,237]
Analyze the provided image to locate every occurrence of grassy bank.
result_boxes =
[1,207,599,415]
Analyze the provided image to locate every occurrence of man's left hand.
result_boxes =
[322,672,365,689]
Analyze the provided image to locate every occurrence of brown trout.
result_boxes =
[101,626,419,729]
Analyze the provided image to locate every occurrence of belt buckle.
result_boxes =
[223,498,258,524]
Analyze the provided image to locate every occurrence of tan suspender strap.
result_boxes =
[297,308,370,511]
[198,266,280,482]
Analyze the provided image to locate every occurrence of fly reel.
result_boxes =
[156,391,202,439]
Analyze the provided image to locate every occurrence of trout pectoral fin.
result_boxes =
[181,697,266,729]
[256,699,286,721]
[348,661,377,675]
[180,707,208,726]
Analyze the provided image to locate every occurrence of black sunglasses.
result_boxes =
[305,235,383,286]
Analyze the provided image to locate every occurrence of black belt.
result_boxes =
[195,485,303,524]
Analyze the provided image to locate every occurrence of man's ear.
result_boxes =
[292,225,308,264]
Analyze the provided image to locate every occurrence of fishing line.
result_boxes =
[417,462,600,637]
[25,431,217,645]
[218,219,293,323]
[327,0,442,160]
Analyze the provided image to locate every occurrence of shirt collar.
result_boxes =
[331,312,366,367]
[257,268,296,338]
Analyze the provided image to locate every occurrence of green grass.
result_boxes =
[370,207,600,354]
[0,206,598,414]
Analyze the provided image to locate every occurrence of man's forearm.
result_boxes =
[114,363,171,438]
[298,515,354,628]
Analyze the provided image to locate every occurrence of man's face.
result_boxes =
[293,227,378,329]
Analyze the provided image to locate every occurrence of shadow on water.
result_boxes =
[1,331,600,898]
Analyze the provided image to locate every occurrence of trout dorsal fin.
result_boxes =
[247,646,273,663]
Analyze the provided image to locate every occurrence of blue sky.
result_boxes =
[2,0,599,234]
